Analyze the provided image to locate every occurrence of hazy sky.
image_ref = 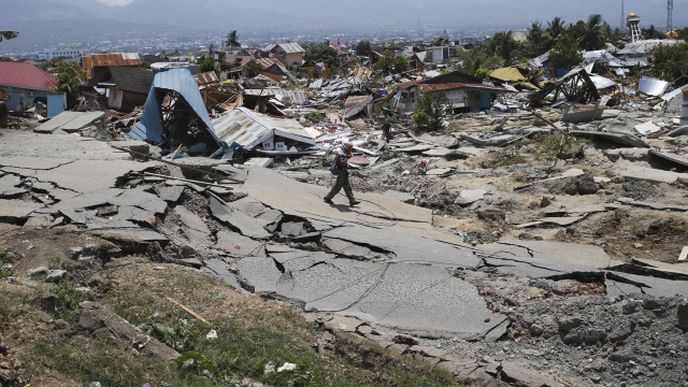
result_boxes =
[97,0,134,5]
[92,0,687,27]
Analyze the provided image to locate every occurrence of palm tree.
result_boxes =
[0,31,19,42]
[526,21,547,57]
[580,14,607,51]
[225,30,241,52]
[547,17,566,43]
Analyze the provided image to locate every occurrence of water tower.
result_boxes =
[627,12,643,42]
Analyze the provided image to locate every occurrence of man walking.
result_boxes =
[324,141,360,206]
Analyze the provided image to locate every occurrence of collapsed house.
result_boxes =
[263,42,306,68]
[98,66,154,112]
[212,107,317,157]
[529,68,600,108]
[392,71,505,113]
[81,53,143,83]
[128,68,316,159]
[0,61,65,117]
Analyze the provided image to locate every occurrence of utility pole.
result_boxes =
[667,0,674,32]
[621,0,625,31]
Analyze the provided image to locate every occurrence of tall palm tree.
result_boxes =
[225,30,241,52]
[547,17,566,42]
[580,14,606,51]
[0,31,19,42]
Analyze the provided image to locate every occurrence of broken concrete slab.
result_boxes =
[615,160,688,184]
[455,189,487,206]
[156,185,185,203]
[478,239,622,278]
[34,111,106,134]
[616,197,688,212]
[0,199,43,224]
[383,190,415,204]
[89,225,169,253]
[242,167,433,227]
[238,256,506,338]
[215,230,265,257]
[648,150,688,172]
[78,301,180,360]
[174,206,212,245]
[323,225,481,268]
[667,126,688,137]
[209,197,273,239]
[514,215,587,229]
[569,130,650,148]
[421,148,469,159]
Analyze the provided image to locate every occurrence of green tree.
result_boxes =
[642,25,665,40]
[413,92,448,132]
[198,55,215,73]
[649,43,688,81]
[549,33,583,71]
[546,17,566,43]
[577,14,608,51]
[243,59,262,78]
[676,28,688,41]
[355,40,373,57]
[304,43,341,71]
[374,52,408,74]
[57,61,85,108]
[525,21,549,57]
[458,49,504,78]
[225,30,241,52]
[484,31,522,65]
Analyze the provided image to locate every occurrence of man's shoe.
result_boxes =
[324,198,333,204]
[349,200,361,206]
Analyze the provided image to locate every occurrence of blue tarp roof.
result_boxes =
[128,68,221,146]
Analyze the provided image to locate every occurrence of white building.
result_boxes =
[38,48,86,61]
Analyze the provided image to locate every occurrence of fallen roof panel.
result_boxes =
[34,111,105,133]
[212,107,315,151]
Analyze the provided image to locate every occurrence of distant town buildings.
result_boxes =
[38,48,86,61]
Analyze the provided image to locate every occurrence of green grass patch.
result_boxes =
[534,131,586,161]
[0,251,15,280]
[54,280,91,323]
[304,111,326,123]
[100,267,462,387]
[33,335,213,387]
[481,147,526,168]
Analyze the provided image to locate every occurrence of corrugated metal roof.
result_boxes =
[129,68,220,146]
[212,107,315,151]
[194,71,219,87]
[638,77,670,97]
[0,61,58,91]
[267,43,305,54]
[343,95,373,119]
[82,53,142,70]
[243,88,307,105]
[618,39,681,56]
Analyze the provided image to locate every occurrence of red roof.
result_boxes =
[0,61,58,91]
